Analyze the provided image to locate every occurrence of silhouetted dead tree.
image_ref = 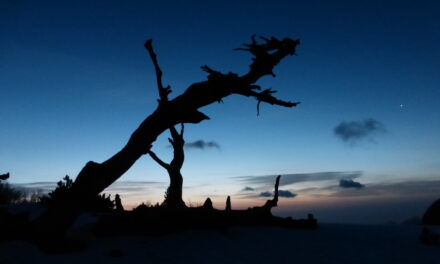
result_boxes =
[115,194,124,212]
[148,124,186,208]
[33,36,301,241]
[72,36,299,198]
[263,175,280,211]
[226,196,231,212]
[247,175,280,216]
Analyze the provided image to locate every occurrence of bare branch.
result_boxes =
[239,36,301,83]
[185,36,300,114]
[144,39,171,103]
[180,123,184,136]
[236,88,300,115]
[147,150,170,169]
[201,65,238,81]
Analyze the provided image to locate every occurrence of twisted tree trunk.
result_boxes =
[148,125,186,208]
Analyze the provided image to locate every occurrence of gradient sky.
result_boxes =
[1,0,440,224]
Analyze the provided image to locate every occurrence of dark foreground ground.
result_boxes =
[1,217,438,264]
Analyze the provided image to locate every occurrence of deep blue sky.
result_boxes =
[1,0,440,223]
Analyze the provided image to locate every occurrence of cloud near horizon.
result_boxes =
[258,190,297,198]
[297,179,440,200]
[185,140,220,150]
[259,191,272,197]
[234,171,362,187]
[339,179,365,189]
[279,190,297,198]
[334,118,385,143]
[14,180,166,196]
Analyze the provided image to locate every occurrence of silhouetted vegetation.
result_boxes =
[115,194,124,212]
[95,176,317,237]
[0,172,24,205]
[226,196,231,212]
[40,175,116,212]
[0,173,31,242]
[0,172,10,180]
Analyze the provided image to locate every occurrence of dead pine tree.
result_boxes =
[253,175,281,215]
[148,124,186,209]
[32,36,301,246]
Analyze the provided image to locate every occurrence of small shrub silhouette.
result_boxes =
[0,173,24,205]
[41,175,115,212]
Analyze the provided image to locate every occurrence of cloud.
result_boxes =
[339,179,365,189]
[258,190,297,198]
[12,182,57,193]
[278,190,297,198]
[334,118,385,143]
[234,171,362,187]
[242,186,255,191]
[259,191,273,197]
[298,179,440,200]
[14,180,166,196]
[185,140,220,150]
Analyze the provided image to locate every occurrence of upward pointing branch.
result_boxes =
[145,39,171,103]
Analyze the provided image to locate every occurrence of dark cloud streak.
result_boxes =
[278,190,297,198]
[258,190,297,198]
[259,191,272,197]
[185,140,220,150]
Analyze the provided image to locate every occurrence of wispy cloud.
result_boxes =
[12,182,57,193]
[339,179,365,189]
[185,140,220,150]
[13,180,166,196]
[234,171,362,187]
[242,186,255,191]
[334,118,385,143]
[299,179,440,199]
